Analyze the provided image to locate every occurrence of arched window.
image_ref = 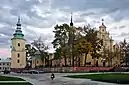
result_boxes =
[17,59,20,63]
[18,43,20,46]
[17,53,20,57]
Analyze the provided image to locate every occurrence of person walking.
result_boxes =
[51,72,55,80]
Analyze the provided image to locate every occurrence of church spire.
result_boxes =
[13,16,24,39]
[102,19,104,25]
[16,16,21,29]
[99,18,106,28]
[17,16,20,25]
[70,12,73,26]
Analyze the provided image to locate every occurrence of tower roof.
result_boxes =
[99,19,106,28]
[13,17,24,39]
[70,12,73,26]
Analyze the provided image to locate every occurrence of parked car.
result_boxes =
[16,70,22,73]
[38,70,44,74]
[22,70,29,73]
[29,70,44,74]
[29,70,39,74]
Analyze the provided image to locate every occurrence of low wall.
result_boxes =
[30,67,112,72]
[11,67,113,73]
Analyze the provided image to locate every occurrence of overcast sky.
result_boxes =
[0,0,129,58]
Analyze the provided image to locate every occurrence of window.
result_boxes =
[37,60,39,64]
[0,67,1,69]
[3,63,5,65]
[17,59,20,63]
[0,63,1,65]
[7,63,9,65]
[17,53,20,58]
[18,43,20,46]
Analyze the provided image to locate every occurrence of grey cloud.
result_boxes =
[119,26,126,29]
[0,35,10,48]
[74,17,86,23]
[111,26,118,30]
[40,33,54,41]
[0,0,129,51]
[0,26,15,37]
[92,20,100,24]
[52,0,129,11]
[58,16,69,22]
[119,32,129,37]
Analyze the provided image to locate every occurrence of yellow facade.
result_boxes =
[11,18,26,69]
[32,58,43,68]
[11,38,26,68]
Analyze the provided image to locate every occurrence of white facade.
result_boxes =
[0,58,11,71]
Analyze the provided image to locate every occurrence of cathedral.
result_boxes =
[10,16,121,70]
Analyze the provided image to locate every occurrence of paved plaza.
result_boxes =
[3,73,126,85]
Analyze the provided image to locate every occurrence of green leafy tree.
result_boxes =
[74,37,92,66]
[83,25,103,66]
[120,39,129,66]
[52,24,70,66]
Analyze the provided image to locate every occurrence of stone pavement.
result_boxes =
[4,73,126,85]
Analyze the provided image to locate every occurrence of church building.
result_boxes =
[11,17,26,70]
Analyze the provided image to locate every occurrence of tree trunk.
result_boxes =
[75,56,77,66]
[78,57,80,67]
[72,55,74,67]
[84,53,87,66]
[64,56,67,66]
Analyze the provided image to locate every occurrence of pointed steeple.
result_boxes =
[70,12,73,26]
[13,16,24,39]
[102,19,104,25]
[16,16,21,29]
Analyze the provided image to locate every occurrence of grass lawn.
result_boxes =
[0,82,32,85]
[64,73,129,84]
[0,76,25,81]
[0,76,32,85]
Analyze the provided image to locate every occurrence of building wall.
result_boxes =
[11,38,26,68]
[32,58,43,68]
[0,58,11,71]
[0,62,11,71]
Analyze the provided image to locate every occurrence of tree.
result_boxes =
[31,37,49,67]
[74,37,92,66]
[52,24,73,66]
[25,44,36,69]
[52,23,103,67]
[83,25,103,66]
[120,39,129,66]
